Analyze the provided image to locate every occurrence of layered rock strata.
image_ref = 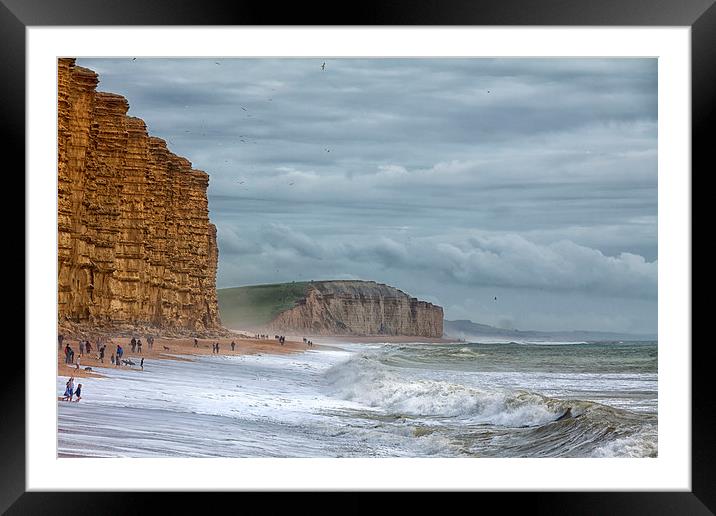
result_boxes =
[57,58,221,332]
[268,281,443,337]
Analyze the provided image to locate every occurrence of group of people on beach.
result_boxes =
[60,376,81,402]
[60,333,149,372]
[302,337,314,347]
[275,335,286,345]
[254,334,269,339]
[128,335,154,353]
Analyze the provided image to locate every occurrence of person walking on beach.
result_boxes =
[86,341,92,354]
[231,341,235,351]
[140,357,144,370]
[131,337,137,353]
[75,356,81,370]
[99,345,105,363]
[73,383,82,402]
[147,336,154,351]
[137,339,143,354]
[58,333,64,351]
[216,342,220,354]
[62,376,75,401]
[79,340,85,355]
[111,354,115,365]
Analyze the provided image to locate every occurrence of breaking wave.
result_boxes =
[324,352,657,457]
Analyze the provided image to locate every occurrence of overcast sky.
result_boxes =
[77,58,657,334]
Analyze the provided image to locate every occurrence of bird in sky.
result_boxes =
[215,61,220,65]
[241,107,247,111]
[132,58,136,61]
[494,296,497,301]
[321,62,326,71]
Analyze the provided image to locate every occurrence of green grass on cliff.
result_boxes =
[217,282,311,330]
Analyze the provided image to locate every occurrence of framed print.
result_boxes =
[9,0,710,512]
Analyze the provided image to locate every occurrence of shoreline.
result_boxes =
[57,333,320,380]
[56,329,450,383]
[302,335,458,344]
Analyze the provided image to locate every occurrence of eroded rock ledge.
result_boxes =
[57,58,221,334]
[268,280,444,337]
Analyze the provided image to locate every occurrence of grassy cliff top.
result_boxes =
[217,282,311,330]
[217,280,432,331]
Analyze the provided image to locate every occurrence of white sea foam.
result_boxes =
[57,341,657,458]
[590,429,658,458]
[325,355,566,427]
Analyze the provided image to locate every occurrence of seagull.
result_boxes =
[321,62,326,71]
[241,107,247,111]
[132,58,136,61]
[494,296,497,301]
[215,61,220,65]
[288,182,295,186]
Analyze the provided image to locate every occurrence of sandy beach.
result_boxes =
[307,335,458,345]
[58,332,320,380]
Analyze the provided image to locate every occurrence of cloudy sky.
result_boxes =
[76,58,657,334]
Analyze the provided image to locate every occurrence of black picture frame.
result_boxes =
[8,0,708,513]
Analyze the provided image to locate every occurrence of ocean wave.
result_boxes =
[590,429,658,458]
[325,353,574,427]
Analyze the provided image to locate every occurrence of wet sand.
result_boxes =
[58,333,319,380]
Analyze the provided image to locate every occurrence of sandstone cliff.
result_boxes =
[265,281,443,337]
[57,58,221,333]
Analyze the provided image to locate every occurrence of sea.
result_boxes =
[57,340,657,458]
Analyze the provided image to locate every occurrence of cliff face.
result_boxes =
[57,58,220,332]
[267,281,443,337]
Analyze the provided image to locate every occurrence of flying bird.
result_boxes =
[215,61,220,65]
[132,58,136,61]
[288,182,295,186]
[494,296,497,301]
[241,106,247,111]
[321,62,326,70]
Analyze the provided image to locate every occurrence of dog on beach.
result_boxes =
[163,346,171,350]
[84,367,92,372]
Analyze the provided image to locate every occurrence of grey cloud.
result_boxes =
[219,223,656,300]
[78,57,658,332]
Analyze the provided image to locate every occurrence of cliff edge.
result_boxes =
[218,280,443,338]
[57,58,221,333]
